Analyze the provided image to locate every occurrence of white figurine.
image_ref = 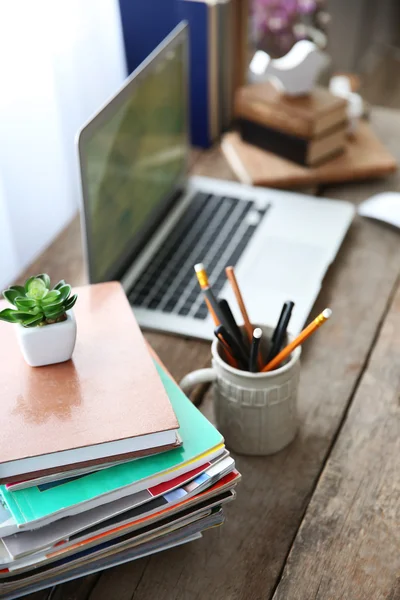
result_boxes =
[249,40,327,96]
[329,75,363,134]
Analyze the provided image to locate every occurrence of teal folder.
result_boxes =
[1,364,223,526]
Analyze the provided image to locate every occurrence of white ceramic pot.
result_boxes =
[16,310,77,367]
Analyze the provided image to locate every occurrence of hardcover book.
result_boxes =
[235,83,348,139]
[0,362,224,527]
[0,282,179,483]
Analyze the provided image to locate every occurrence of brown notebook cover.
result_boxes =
[234,83,348,139]
[0,282,179,482]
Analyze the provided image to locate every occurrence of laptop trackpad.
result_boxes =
[243,237,331,295]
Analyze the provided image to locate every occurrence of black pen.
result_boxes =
[270,304,286,346]
[218,298,247,350]
[215,325,248,369]
[249,328,263,372]
[267,301,295,363]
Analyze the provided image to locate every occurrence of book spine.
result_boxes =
[118,0,179,73]
[232,0,249,91]
[218,0,234,131]
[177,0,213,148]
[238,119,309,166]
[208,3,220,140]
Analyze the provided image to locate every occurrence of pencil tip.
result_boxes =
[323,308,332,319]
[194,263,205,273]
[253,327,263,338]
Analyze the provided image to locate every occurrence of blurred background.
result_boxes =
[1,0,399,291]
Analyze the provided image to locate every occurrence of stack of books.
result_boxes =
[0,282,239,599]
[177,0,249,147]
[234,82,348,166]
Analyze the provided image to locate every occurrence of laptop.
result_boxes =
[77,22,354,340]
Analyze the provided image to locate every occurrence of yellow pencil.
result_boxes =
[262,308,332,372]
[194,263,220,326]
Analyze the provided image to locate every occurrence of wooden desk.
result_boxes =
[20,108,400,600]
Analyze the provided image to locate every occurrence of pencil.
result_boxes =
[215,325,248,369]
[194,263,222,326]
[225,266,253,343]
[262,308,332,373]
[214,329,239,369]
[249,327,263,373]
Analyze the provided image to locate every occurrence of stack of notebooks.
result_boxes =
[0,282,239,599]
[234,82,348,167]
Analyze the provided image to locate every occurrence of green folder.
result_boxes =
[1,363,223,526]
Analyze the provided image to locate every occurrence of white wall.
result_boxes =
[0,176,19,289]
[0,0,127,290]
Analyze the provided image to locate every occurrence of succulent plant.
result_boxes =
[0,274,77,327]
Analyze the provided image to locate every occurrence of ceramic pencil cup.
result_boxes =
[180,325,301,456]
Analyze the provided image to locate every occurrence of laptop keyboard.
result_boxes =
[128,192,269,319]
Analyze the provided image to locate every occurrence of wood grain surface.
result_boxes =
[272,276,400,600]
[15,108,400,600]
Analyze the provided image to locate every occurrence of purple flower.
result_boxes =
[298,0,317,14]
[265,8,289,32]
[251,0,328,55]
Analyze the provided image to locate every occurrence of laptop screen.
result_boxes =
[78,25,188,283]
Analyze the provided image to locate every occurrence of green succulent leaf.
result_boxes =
[14,297,37,310]
[10,311,38,323]
[3,289,21,306]
[36,274,51,289]
[26,278,48,300]
[0,308,18,323]
[56,285,71,303]
[43,300,63,312]
[42,298,64,311]
[64,294,77,311]
[1,276,76,327]
[41,290,61,305]
[22,314,45,327]
[24,277,36,292]
[9,285,26,296]
[43,303,64,316]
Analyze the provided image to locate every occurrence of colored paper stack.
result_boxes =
[0,283,239,599]
[235,82,348,166]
